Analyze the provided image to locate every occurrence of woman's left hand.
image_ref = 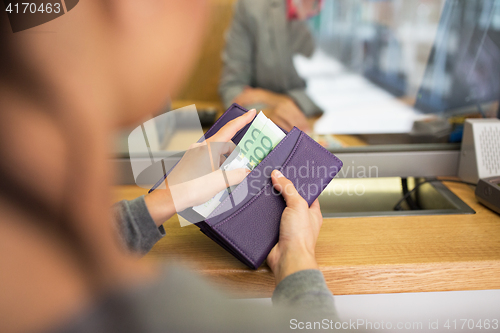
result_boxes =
[145,109,256,226]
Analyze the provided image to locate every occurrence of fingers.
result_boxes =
[219,155,227,165]
[296,115,311,133]
[234,87,259,105]
[178,168,250,209]
[309,199,322,223]
[287,109,310,132]
[271,170,305,209]
[223,168,251,187]
[270,114,293,132]
[209,169,248,199]
[288,106,310,132]
[310,198,320,213]
[208,109,256,143]
[217,141,236,158]
[232,94,246,105]
[274,101,311,132]
[205,169,250,193]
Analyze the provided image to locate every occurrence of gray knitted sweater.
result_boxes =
[50,196,338,333]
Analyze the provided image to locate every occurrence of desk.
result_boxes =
[169,101,370,148]
[114,181,500,298]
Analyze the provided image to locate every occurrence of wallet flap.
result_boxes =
[205,128,302,225]
[148,104,343,270]
[281,132,343,205]
[204,127,343,269]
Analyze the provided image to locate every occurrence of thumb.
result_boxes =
[271,170,304,208]
[300,120,311,133]
[202,168,249,193]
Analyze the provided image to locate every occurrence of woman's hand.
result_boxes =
[233,87,289,108]
[266,170,322,285]
[265,99,310,133]
[232,87,310,133]
[145,109,256,226]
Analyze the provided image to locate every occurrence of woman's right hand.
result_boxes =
[266,170,323,285]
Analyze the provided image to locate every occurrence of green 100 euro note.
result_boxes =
[192,112,285,218]
[244,117,286,169]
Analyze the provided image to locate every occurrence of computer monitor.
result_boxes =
[415,0,500,115]
[363,24,408,98]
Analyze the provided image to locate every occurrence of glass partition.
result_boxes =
[114,0,500,160]
[301,0,500,150]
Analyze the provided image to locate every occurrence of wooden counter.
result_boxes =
[114,181,500,298]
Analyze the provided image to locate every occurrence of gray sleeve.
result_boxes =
[219,0,254,109]
[113,195,165,255]
[287,88,324,117]
[272,269,335,312]
[53,266,340,333]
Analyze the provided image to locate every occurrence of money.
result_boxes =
[220,114,285,173]
[237,111,268,156]
[193,112,285,218]
[245,118,286,169]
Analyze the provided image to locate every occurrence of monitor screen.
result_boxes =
[298,0,445,135]
[415,0,500,114]
[301,0,500,136]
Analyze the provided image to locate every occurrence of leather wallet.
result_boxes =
[150,103,343,269]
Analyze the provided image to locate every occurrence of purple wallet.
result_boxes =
[150,104,343,269]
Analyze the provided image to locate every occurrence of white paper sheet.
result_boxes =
[294,50,432,135]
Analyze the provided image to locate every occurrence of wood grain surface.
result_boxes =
[114,180,500,298]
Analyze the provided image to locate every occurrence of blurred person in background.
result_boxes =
[219,0,324,133]
[0,1,338,333]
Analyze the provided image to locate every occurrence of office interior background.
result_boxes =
[115,1,500,332]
